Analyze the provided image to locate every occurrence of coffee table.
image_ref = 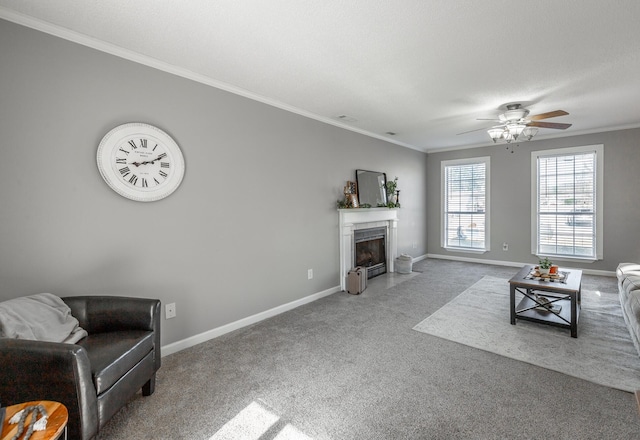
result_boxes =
[509,265,583,338]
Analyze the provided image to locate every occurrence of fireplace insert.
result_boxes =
[354,227,386,279]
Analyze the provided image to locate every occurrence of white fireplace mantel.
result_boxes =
[338,208,399,291]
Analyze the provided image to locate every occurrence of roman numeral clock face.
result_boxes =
[116,139,170,188]
[97,123,185,202]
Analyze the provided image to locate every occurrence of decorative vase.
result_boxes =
[539,267,550,275]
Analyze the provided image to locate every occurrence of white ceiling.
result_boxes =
[2,0,640,152]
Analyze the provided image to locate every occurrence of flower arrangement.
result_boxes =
[539,257,553,269]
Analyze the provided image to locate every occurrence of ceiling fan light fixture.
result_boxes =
[478,104,570,144]
[507,123,527,140]
[503,132,514,143]
[522,126,538,140]
[487,128,504,142]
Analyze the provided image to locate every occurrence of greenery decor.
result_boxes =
[385,176,398,196]
[384,177,401,208]
[337,199,371,209]
[538,257,553,269]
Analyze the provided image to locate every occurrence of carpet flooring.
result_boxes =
[97,260,640,439]
[413,275,640,392]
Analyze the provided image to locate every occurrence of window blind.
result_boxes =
[444,161,486,250]
[536,151,596,258]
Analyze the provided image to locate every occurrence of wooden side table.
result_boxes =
[1,401,67,440]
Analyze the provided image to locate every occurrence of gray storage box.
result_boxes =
[396,254,413,274]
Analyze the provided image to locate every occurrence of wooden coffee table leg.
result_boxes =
[571,292,578,338]
[578,285,582,304]
[510,284,516,325]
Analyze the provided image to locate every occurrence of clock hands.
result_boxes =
[131,160,152,167]
[130,155,165,167]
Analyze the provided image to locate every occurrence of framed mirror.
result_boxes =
[356,169,387,207]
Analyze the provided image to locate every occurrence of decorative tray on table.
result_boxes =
[532,271,564,279]
[525,267,567,283]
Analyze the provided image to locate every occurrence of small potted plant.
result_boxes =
[538,257,553,275]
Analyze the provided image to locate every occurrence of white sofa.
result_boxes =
[617,263,640,356]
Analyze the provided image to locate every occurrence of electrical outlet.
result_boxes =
[165,303,176,319]
[502,242,509,251]
[308,269,313,280]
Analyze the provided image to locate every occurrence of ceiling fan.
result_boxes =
[459,103,572,143]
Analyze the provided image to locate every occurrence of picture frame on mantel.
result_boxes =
[344,180,359,208]
[356,169,387,207]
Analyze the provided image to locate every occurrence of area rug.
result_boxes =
[413,276,640,392]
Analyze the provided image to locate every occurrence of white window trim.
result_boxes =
[530,144,604,261]
[441,156,491,253]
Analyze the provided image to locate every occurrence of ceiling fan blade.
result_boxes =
[527,121,572,130]
[529,110,569,121]
[457,126,498,135]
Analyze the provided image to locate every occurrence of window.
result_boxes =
[531,145,603,260]
[441,157,490,252]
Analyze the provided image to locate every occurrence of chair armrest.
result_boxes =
[0,338,98,440]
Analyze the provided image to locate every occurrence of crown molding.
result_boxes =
[0,8,425,153]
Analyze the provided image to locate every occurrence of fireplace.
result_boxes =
[354,227,386,279]
[338,208,399,291]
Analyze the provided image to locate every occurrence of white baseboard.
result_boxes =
[412,253,428,263]
[161,252,612,356]
[161,284,340,357]
[426,253,616,277]
[161,255,428,357]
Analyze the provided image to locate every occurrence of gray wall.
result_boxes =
[0,20,428,346]
[426,128,640,272]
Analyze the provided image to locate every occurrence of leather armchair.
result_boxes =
[0,296,161,440]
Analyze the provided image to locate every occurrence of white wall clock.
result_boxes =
[97,123,185,202]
